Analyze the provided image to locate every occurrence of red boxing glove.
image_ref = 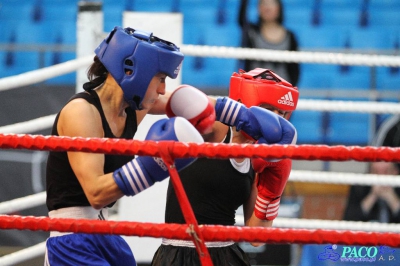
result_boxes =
[252,158,292,220]
[166,85,216,134]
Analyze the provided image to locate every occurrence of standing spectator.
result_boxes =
[238,0,300,86]
[343,114,400,223]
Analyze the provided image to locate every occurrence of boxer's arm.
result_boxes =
[243,174,273,247]
[252,158,292,221]
[58,99,125,210]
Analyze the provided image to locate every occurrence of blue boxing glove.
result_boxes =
[113,117,203,196]
[215,97,297,145]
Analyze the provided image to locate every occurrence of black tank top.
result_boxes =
[46,91,137,211]
[165,129,255,226]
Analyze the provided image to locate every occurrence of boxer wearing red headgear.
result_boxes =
[227,68,299,221]
[159,68,299,258]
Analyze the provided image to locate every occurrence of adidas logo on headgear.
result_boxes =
[278,92,294,106]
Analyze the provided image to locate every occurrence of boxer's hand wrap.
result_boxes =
[113,117,203,196]
[252,158,292,220]
[166,85,216,134]
[215,97,297,145]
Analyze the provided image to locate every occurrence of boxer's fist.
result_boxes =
[113,117,203,196]
[215,97,297,145]
[252,158,292,220]
[166,85,216,134]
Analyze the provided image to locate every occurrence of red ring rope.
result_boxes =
[2,133,400,265]
[1,134,399,162]
[1,215,399,248]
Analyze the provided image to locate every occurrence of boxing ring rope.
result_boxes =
[2,99,400,135]
[0,192,46,215]
[1,45,400,92]
[1,215,400,247]
[1,134,400,162]
[1,47,400,265]
[1,170,398,213]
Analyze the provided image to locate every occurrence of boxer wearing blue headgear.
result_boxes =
[95,26,184,110]
[45,25,191,266]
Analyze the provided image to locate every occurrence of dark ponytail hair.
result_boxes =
[83,56,108,91]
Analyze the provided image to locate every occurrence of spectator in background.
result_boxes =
[343,115,400,223]
[343,162,400,223]
[238,0,300,86]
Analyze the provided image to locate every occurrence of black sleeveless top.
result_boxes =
[165,129,255,226]
[46,90,137,211]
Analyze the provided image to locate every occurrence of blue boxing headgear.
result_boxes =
[95,26,184,110]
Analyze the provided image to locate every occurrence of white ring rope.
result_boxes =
[1,44,400,92]
[0,170,397,216]
[290,170,400,187]
[0,55,93,92]
[0,115,56,134]
[180,45,400,67]
[0,241,46,266]
[274,217,400,233]
[0,192,46,214]
[1,99,400,134]
[297,99,400,114]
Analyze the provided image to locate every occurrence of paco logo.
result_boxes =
[318,245,396,263]
[342,246,377,259]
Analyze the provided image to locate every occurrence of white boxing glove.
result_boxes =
[166,85,216,134]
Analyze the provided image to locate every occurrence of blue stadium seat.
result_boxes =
[369,0,400,8]
[284,6,313,30]
[181,5,219,26]
[297,64,336,89]
[0,21,16,43]
[215,0,240,26]
[376,66,400,91]
[343,28,392,51]
[132,0,176,12]
[282,0,314,7]
[0,50,41,76]
[320,7,360,28]
[330,68,372,90]
[41,2,77,22]
[183,22,240,47]
[369,8,400,27]
[181,56,236,89]
[290,111,324,144]
[13,22,49,44]
[319,0,364,8]
[0,1,34,22]
[102,3,123,31]
[327,97,371,145]
[183,23,206,45]
[296,27,344,49]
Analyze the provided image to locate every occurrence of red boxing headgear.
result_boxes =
[229,68,299,118]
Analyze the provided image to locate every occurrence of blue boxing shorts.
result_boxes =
[44,207,136,266]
